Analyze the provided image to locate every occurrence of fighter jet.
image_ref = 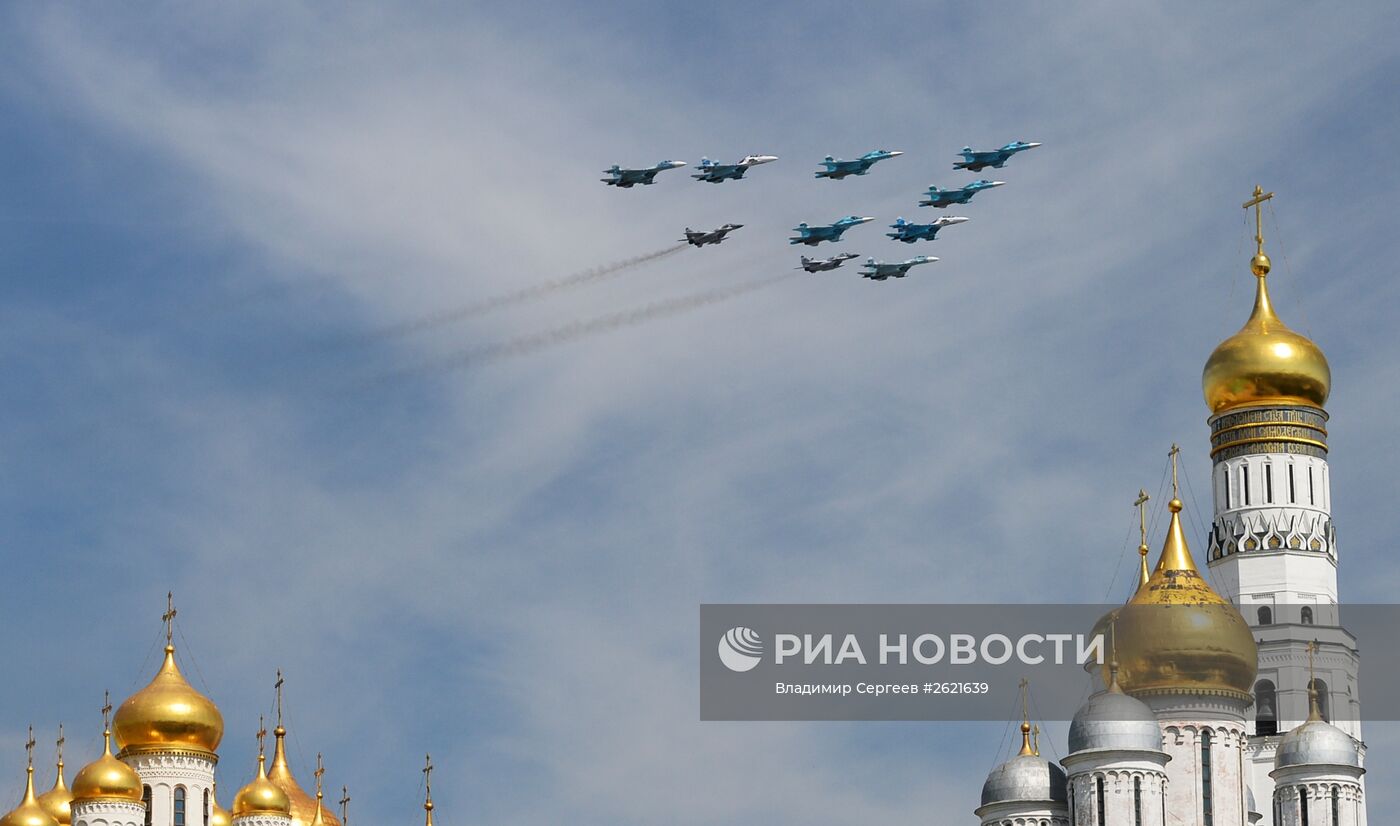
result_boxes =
[680,224,743,247]
[920,179,1004,208]
[691,155,779,183]
[886,216,969,243]
[860,256,937,281]
[814,150,903,180]
[953,142,1040,172]
[788,216,874,246]
[796,253,860,273]
[601,160,688,187]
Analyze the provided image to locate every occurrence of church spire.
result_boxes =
[421,755,434,826]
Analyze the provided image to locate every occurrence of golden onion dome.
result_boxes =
[1094,498,1257,700]
[70,729,143,805]
[1,767,59,826]
[267,730,341,826]
[209,786,232,826]
[35,757,71,826]
[113,645,223,758]
[232,756,290,818]
[1202,253,1330,415]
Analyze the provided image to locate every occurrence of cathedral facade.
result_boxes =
[975,193,1368,826]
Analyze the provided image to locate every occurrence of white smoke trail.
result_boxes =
[362,272,796,385]
[347,243,688,343]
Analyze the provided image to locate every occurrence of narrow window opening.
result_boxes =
[1332,786,1341,826]
[1289,465,1297,503]
[1201,730,1214,826]
[203,789,210,826]
[174,786,186,826]
[1309,467,1316,505]
[1266,465,1274,503]
[142,787,153,826]
[1302,606,1314,625]
[1134,776,1143,826]
[1096,776,1106,826]
[1243,466,1252,506]
[1255,680,1278,736]
[1301,787,1310,826]
[1224,469,1232,509]
[1258,606,1273,626]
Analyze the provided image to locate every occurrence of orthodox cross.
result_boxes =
[163,592,178,646]
[25,726,35,769]
[256,716,267,758]
[275,669,285,727]
[1168,444,1181,498]
[101,691,113,729]
[55,724,64,767]
[339,787,350,825]
[1242,185,1275,256]
[422,754,434,799]
[1017,678,1029,724]
[1134,489,1150,545]
[314,754,325,799]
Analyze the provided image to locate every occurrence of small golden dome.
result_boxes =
[232,756,290,818]
[1095,498,1258,699]
[70,730,143,805]
[1202,265,1330,415]
[1,768,59,826]
[113,645,224,758]
[268,730,341,826]
[35,759,71,826]
[209,786,231,826]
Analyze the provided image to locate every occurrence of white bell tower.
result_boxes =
[1201,187,1364,826]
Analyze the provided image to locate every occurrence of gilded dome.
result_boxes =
[268,730,341,826]
[1202,258,1330,415]
[232,756,291,818]
[70,730,143,804]
[113,645,223,758]
[1,769,59,826]
[1093,499,1257,700]
[35,761,71,826]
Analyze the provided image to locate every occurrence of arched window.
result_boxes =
[1243,466,1252,506]
[142,786,152,826]
[1255,680,1278,736]
[1332,786,1341,826]
[1302,606,1314,625]
[1309,467,1316,504]
[203,789,210,826]
[1300,787,1309,826]
[1288,464,1297,503]
[1265,464,1275,503]
[1258,606,1273,626]
[1096,776,1106,826]
[1310,679,1330,722]
[174,786,186,826]
[1200,730,1214,826]
[1134,776,1143,826]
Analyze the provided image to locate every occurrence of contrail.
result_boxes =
[348,243,688,343]
[361,271,796,385]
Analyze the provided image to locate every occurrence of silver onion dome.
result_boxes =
[980,754,1069,807]
[1068,688,1163,754]
[1276,718,1359,769]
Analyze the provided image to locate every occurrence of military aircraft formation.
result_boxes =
[601,141,1040,281]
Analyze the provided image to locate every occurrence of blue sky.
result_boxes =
[2,2,1399,823]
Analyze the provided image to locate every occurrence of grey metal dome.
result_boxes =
[1068,688,1163,754]
[1276,718,1359,769]
[980,753,1069,807]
